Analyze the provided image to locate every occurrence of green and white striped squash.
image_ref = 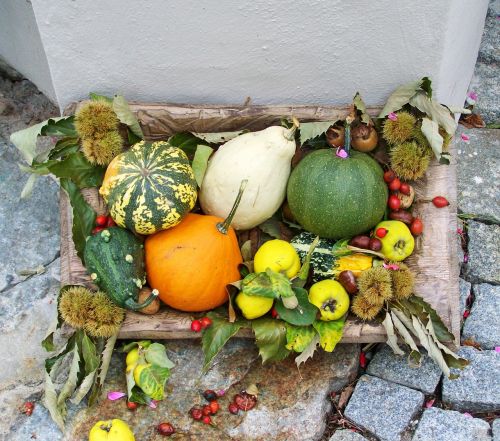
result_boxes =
[291,232,374,282]
[100,141,197,235]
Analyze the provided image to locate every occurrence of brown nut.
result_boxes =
[368,237,382,252]
[389,210,414,225]
[397,185,415,209]
[326,125,345,148]
[137,287,161,315]
[338,270,358,294]
[348,235,371,249]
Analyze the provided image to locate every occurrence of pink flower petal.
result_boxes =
[388,112,398,121]
[336,147,348,159]
[149,400,158,409]
[467,91,478,101]
[461,133,470,142]
[383,263,400,271]
[463,412,473,418]
[456,228,463,235]
[495,346,500,353]
[107,391,126,401]
[425,399,435,408]
[463,254,469,263]
[216,389,226,397]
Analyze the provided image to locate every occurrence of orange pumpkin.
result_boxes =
[145,182,246,312]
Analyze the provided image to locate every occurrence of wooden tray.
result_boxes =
[60,102,460,343]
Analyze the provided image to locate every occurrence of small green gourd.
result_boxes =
[84,227,158,310]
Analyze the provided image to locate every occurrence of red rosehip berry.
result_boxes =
[95,215,108,227]
[202,405,212,416]
[388,194,401,210]
[383,170,396,183]
[157,422,175,436]
[91,226,105,235]
[199,316,212,329]
[410,218,424,236]
[234,392,257,411]
[271,307,279,319]
[228,402,239,415]
[359,352,367,368]
[399,182,411,195]
[21,401,35,416]
[202,415,212,425]
[209,400,220,414]
[126,401,138,411]
[375,228,388,238]
[432,196,450,208]
[190,407,203,421]
[388,177,401,191]
[106,217,116,227]
[191,320,202,332]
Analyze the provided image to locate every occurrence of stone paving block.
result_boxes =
[344,375,424,441]
[412,407,491,441]
[7,342,359,441]
[462,284,500,349]
[330,429,368,440]
[456,128,500,223]
[464,221,500,284]
[493,419,500,441]
[442,346,500,412]
[366,345,442,394]
[459,278,471,316]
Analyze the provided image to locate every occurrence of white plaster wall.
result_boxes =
[21,1,489,111]
[0,0,56,102]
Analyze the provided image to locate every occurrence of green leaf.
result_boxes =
[252,318,290,363]
[43,371,65,431]
[409,92,457,135]
[121,340,152,353]
[378,78,425,118]
[145,343,175,369]
[89,92,113,103]
[191,130,245,144]
[202,312,242,372]
[168,133,201,158]
[21,174,38,200]
[420,117,443,161]
[136,364,170,400]
[382,310,404,355]
[266,268,295,298]
[81,333,99,374]
[294,334,319,366]
[299,121,334,145]
[48,152,106,188]
[258,217,283,239]
[285,324,317,352]
[89,334,117,406]
[10,117,70,164]
[274,287,318,326]
[421,77,433,98]
[390,310,421,360]
[353,92,370,125]
[192,145,214,186]
[48,137,80,160]
[312,316,346,352]
[70,368,97,405]
[112,95,143,138]
[242,272,278,299]
[405,296,455,342]
[240,240,252,262]
[57,343,81,407]
[41,116,77,138]
[331,238,352,257]
[439,153,451,165]
[60,178,96,261]
[127,128,142,145]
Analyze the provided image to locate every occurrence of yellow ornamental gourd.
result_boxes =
[199,126,297,230]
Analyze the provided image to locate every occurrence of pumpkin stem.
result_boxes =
[284,117,299,141]
[124,289,159,311]
[344,116,354,156]
[217,179,248,234]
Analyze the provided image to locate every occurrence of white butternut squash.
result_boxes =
[199,125,296,230]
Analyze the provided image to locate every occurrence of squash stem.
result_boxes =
[344,117,353,157]
[217,179,248,234]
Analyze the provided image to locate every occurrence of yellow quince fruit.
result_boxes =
[254,239,301,278]
[308,280,349,321]
[88,419,135,441]
[125,347,139,367]
[375,220,415,261]
[235,292,274,320]
[133,363,151,387]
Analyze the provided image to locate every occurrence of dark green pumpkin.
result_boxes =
[287,149,387,239]
[84,227,157,310]
[100,141,197,235]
